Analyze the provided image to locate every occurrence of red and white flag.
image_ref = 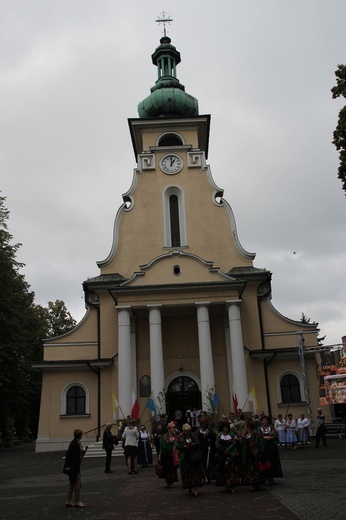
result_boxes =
[131,390,139,419]
[232,385,238,413]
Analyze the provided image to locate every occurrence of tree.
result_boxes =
[0,195,77,443]
[36,300,76,338]
[331,64,346,195]
[300,312,325,346]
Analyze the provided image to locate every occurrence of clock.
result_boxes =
[160,154,183,174]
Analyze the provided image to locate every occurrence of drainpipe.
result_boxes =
[87,299,101,441]
[257,286,272,420]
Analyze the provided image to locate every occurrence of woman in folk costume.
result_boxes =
[158,422,178,489]
[175,423,204,497]
[215,421,240,493]
[285,413,298,449]
[196,416,217,482]
[137,424,153,467]
[258,416,283,485]
[240,421,266,492]
[274,414,287,447]
[296,413,310,447]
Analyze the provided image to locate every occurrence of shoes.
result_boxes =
[74,501,86,508]
[229,488,236,494]
[128,471,133,475]
[193,490,199,497]
[65,502,75,507]
[105,470,114,473]
[134,470,138,474]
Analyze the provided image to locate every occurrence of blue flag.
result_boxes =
[213,392,220,409]
[145,397,158,419]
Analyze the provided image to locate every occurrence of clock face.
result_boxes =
[160,154,183,174]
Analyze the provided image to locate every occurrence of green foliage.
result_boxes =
[0,195,76,443]
[331,65,346,195]
[36,300,76,338]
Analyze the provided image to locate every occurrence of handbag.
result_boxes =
[258,459,271,472]
[155,462,165,478]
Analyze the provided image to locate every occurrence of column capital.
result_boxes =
[195,301,211,308]
[147,304,163,310]
[225,299,242,306]
[116,305,132,311]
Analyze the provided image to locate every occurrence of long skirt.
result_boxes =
[277,430,287,444]
[298,428,309,443]
[180,460,204,490]
[138,440,153,466]
[161,452,178,486]
[286,429,298,445]
[224,455,242,488]
[263,440,283,479]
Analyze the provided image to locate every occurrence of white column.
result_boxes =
[117,306,132,417]
[196,302,215,408]
[148,305,165,409]
[226,300,249,411]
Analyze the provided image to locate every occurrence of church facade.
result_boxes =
[34,34,321,452]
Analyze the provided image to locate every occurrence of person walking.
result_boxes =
[158,422,179,489]
[63,429,88,508]
[315,408,327,448]
[138,424,153,467]
[122,420,139,474]
[175,423,204,497]
[102,423,118,473]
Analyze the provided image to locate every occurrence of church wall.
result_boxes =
[101,148,252,278]
[240,284,263,349]
[44,344,98,361]
[35,370,98,452]
[263,355,322,420]
[260,298,318,348]
[99,292,118,358]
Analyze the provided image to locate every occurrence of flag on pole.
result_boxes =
[131,390,139,419]
[232,385,238,413]
[248,386,258,414]
[112,392,118,420]
[145,397,158,419]
[213,391,220,410]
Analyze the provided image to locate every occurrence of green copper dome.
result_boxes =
[138,36,199,118]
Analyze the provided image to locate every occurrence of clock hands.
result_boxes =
[170,157,176,167]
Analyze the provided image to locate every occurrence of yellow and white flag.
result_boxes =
[112,392,119,420]
[248,386,258,414]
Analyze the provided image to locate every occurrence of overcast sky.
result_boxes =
[1,1,346,346]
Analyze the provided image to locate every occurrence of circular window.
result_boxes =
[173,265,181,276]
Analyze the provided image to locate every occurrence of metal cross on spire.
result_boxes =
[155,11,173,37]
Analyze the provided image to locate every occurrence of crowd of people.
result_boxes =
[63,408,324,506]
[154,412,284,496]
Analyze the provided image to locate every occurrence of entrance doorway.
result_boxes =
[165,375,201,423]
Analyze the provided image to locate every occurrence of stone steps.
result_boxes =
[83,441,157,458]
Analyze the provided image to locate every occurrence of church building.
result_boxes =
[34,31,321,452]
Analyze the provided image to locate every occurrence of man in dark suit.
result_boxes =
[103,423,118,473]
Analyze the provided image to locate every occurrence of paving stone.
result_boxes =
[0,439,345,519]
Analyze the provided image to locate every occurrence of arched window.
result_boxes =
[158,133,184,147]
[163,186,187,247]
[169,194,181,246]
[61,383,90,416]
[67,386,86,414]
[279,373,302,403]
